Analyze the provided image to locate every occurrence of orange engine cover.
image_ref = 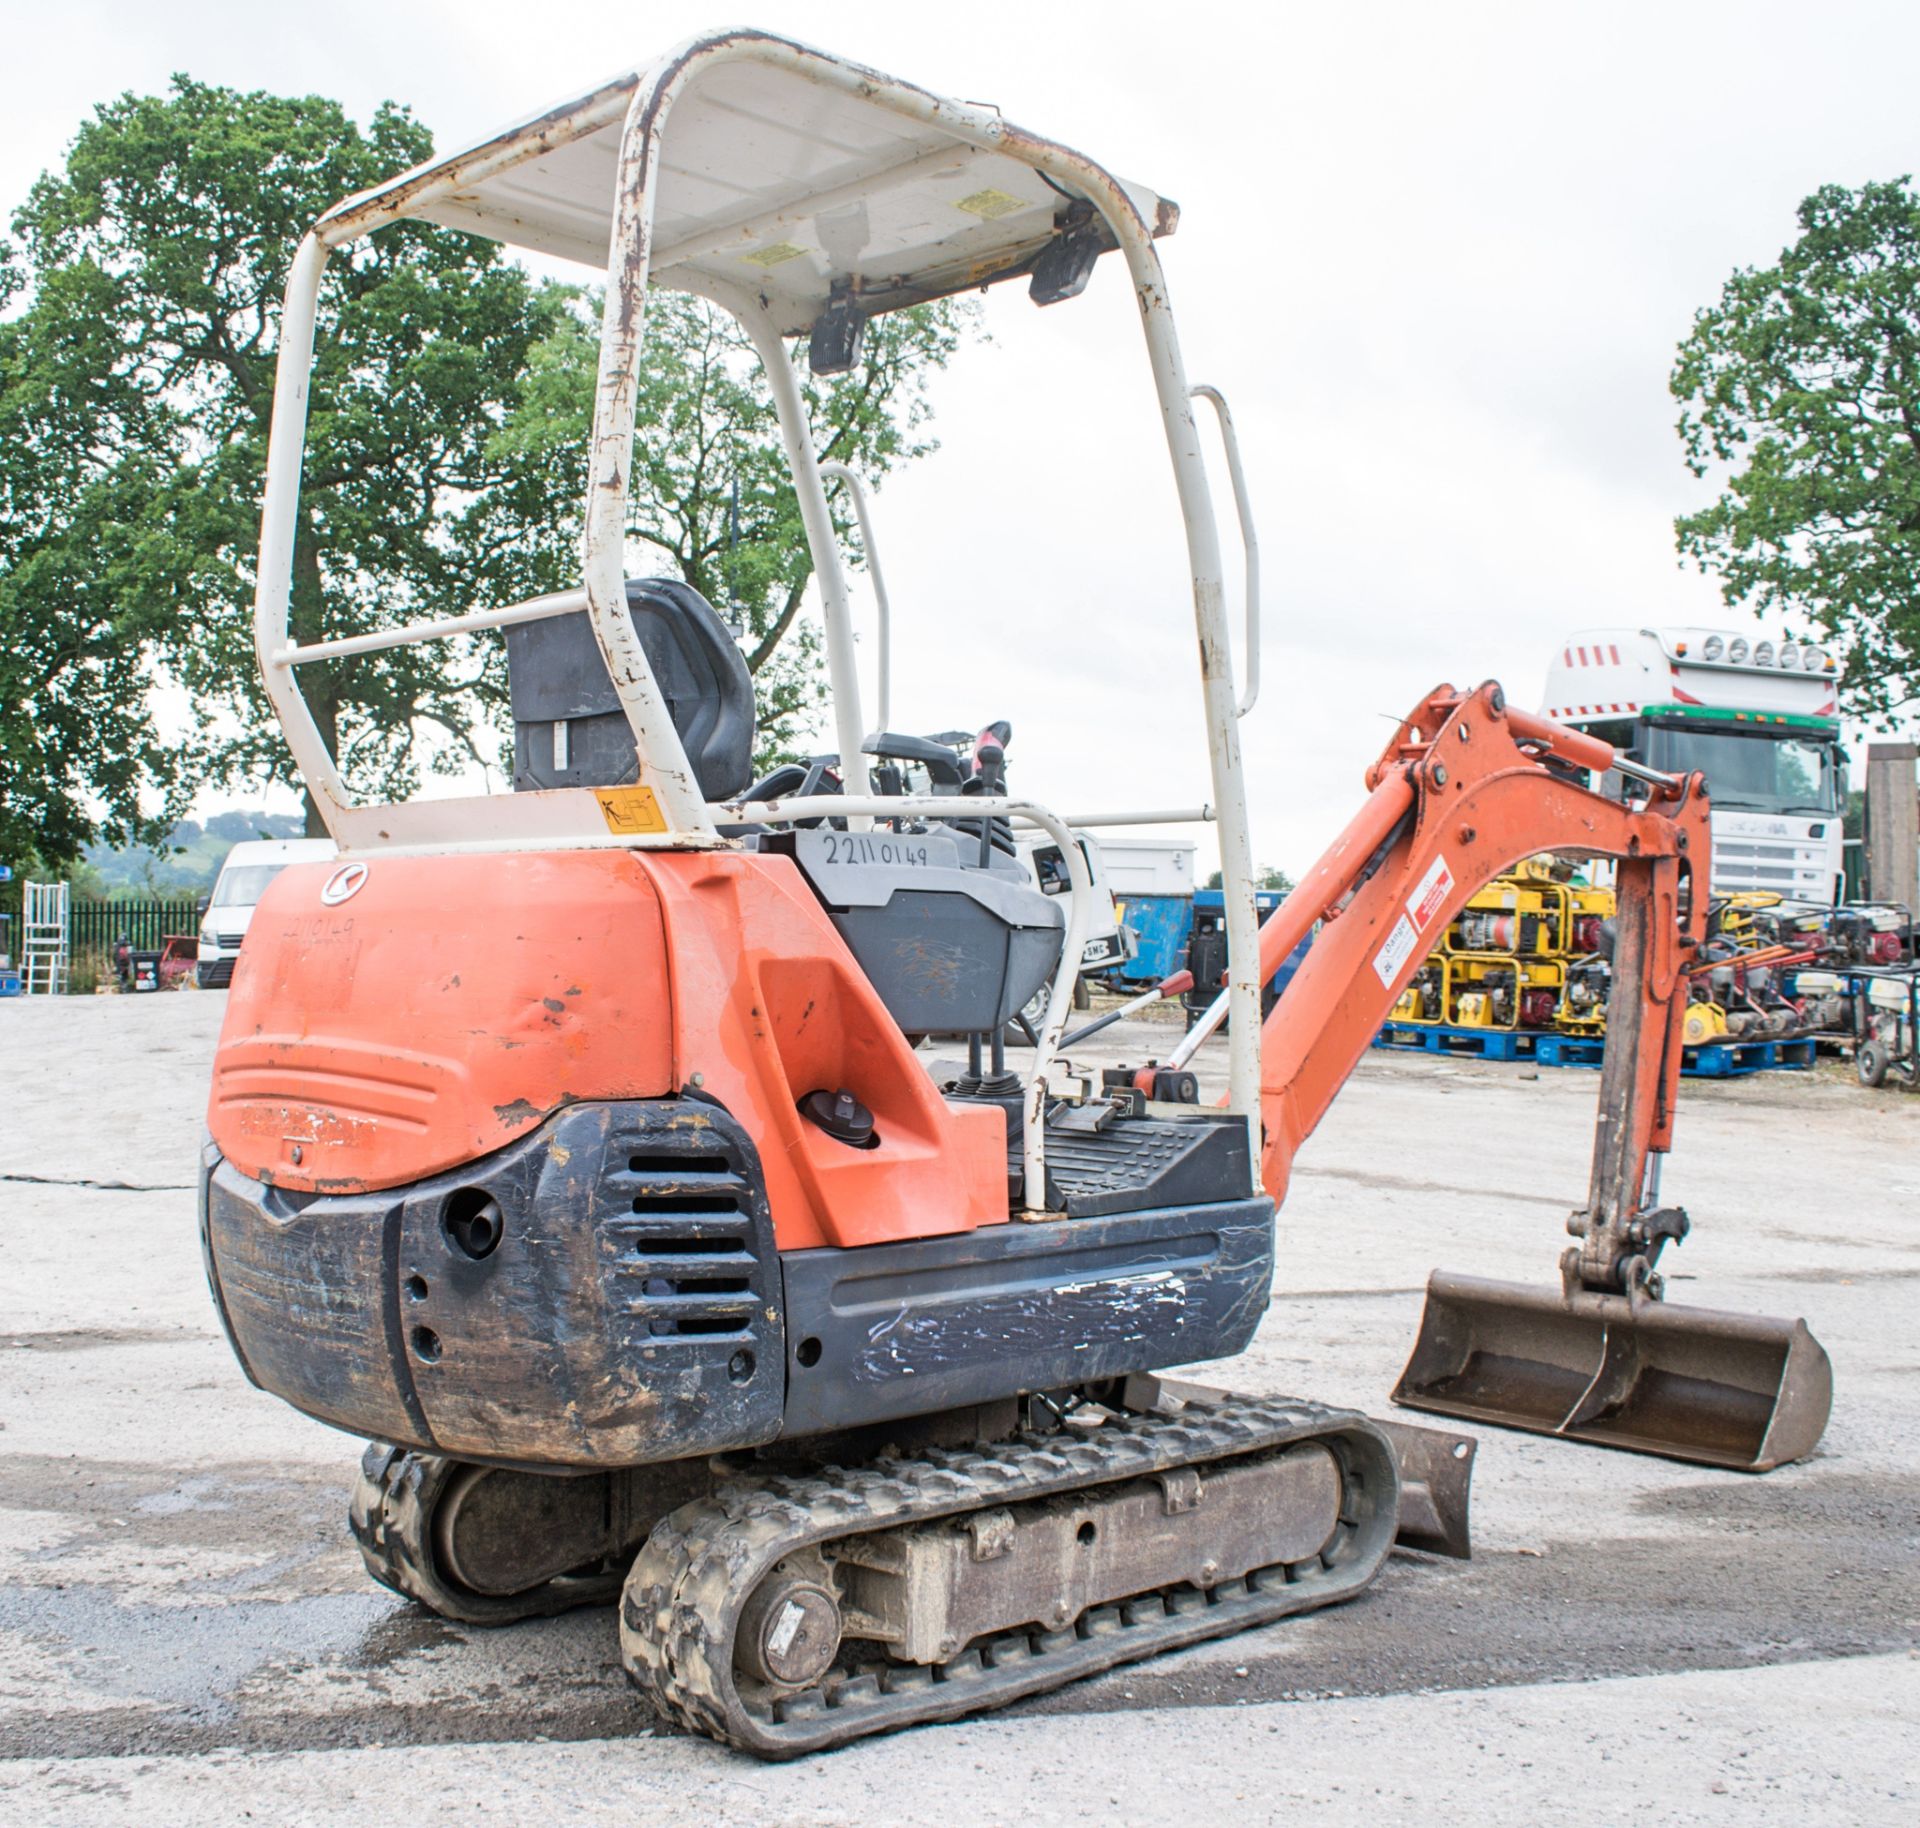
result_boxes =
[208,847,1007,1251]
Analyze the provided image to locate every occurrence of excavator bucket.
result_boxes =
[1392,1271,1832,1472]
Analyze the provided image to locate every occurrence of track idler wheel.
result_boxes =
[735,1554,845,1689]
[349,1445,686,1625]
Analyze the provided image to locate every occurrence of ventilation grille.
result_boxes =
[602,1145,759,1339]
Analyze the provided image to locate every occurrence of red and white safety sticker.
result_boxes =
[1407,854,1454,932]
[1373,853,1454,987]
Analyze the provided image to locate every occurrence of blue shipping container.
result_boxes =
[1113,894,1193,984]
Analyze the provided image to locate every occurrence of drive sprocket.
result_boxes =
[349,1444,631,1625]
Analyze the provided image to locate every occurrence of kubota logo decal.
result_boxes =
[320,862,368,906]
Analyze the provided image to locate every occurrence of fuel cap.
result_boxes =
[798,1088,876,1148]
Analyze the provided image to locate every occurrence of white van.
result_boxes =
[1016,830,1136,981]
[197,837,337,988]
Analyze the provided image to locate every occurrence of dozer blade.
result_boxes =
[1372,1417,1476,1559]
[1391,1270,1832,1472]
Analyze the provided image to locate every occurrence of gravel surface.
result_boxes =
[1,989,1915,1822]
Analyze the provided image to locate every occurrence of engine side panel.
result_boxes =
[206,847,1010,1251]
[778,1198,1275,1436]
[201,1100,785,1466]
[208,851,676,1195]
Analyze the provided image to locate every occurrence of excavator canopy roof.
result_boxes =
[315,39,1177,334]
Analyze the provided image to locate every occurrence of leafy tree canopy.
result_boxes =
[493,287,969,766]
[1673,178,1920,726]
[0,218,187,867]
[3,77,970,859]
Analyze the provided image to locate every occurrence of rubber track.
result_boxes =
[620,1395,1399,1757]
[349,1444,625,1625]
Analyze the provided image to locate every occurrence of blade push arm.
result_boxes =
[1253,682,1708,1299]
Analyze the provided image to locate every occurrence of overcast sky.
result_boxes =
[9,1,1918,869]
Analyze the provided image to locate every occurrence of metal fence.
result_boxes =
[1,888,202,984]
[68,899,201,962]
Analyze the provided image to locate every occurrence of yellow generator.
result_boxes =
[1390,858,1611,1033]
[1389,874,1844,1046]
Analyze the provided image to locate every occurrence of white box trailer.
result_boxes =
[1093,837,1196,899]
[1541,627,1845,903]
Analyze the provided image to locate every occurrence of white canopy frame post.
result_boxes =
[979,138,1263,1123]
[818,461,892,735]
[252,232,353,829]
[1189,385,1261,720]
[724,295,874,815]
[576,68,742,839]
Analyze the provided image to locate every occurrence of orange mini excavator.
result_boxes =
[200,31,1831,1756]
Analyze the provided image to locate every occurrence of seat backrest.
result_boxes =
[506,579,754,800]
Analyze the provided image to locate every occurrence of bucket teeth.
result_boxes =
[1392,1270,1832,1472]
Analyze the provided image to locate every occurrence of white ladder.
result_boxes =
[21,881,70,996]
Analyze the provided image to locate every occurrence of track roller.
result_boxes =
[620,1394,1398,1756]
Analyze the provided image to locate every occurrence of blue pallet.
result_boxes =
[1376,1023,1817,1077]
[1534,1032,1604,1068]
[1375,1022,1539,1061]
[1683,1036,1817,1078]
[0,971,21,998]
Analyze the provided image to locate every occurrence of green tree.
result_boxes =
[4,77,970,846]
[7,79,583,838]
[1672,178,1920,726]
[0,243,187,868]
[492,288,969,769]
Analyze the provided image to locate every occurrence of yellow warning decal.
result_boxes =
[956,188,1027,220]
[595,785,668,835]
[741,241,806,268]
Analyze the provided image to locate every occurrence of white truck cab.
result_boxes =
[197,837,338,987]
[1542,628,1844,903]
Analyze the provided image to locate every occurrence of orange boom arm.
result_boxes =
[1253,682,1707,1299]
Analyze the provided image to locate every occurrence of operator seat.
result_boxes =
[505,578,754,800]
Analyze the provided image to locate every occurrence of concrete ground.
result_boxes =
[0,989,1915,1825]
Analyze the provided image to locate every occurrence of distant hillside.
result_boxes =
[81,810,306,896]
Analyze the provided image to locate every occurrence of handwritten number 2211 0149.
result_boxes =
[820,834,934,867]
